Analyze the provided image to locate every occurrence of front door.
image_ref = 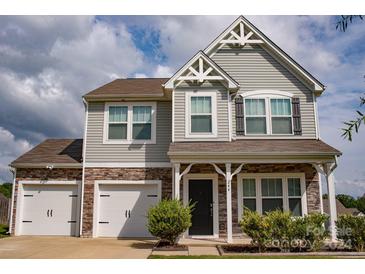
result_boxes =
[188,179,213,235]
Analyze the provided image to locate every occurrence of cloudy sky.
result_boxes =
[0,16,364,197]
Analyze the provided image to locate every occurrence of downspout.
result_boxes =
[80,97,89,237]
[8,167,16,234]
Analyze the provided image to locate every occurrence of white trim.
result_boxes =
[183,173,219,239]
[11,163,82,168]
[237,173,307,222]
[84,162,171,168]
[14,180,82,237]
[92,179,161,238]
[240,90,294,98]
[185,91,218,138]
[164,51,239,90]
[103,101,157,145]
[204,16,324,93]
[227,91,232,141]
[8,167,16,234]
[172,90,175,142]
[313,93,320,139]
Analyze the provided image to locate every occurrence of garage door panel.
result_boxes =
[20,184,79,236]
[97,184,159,238]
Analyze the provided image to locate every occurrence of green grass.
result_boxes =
[0,224,9,238]
[148,255,360,259]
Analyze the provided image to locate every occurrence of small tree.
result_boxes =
[336,215,365,252]
[147,199,193,245]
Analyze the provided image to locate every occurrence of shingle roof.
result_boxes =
[11,139,83,167]
[84,78,169,99]
[323,198,363,216]
[168,139,341,156]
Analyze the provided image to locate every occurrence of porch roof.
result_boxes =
[168,139,341,162]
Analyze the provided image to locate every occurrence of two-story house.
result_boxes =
[9,16,341,243]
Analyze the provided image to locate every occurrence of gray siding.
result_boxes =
[212,44,317,138]
[173,87,230,142]
[85,101,171,163]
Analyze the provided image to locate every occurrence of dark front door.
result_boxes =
[188,179,213,235]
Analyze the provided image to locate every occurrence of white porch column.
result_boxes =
[324,163,338,241]
[174,163,180,200]
[225,163,233,243]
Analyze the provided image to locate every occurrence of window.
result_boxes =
[108,106,128,140]
[185,91,217,138]
[245,99,266,134]
[133,106,152,140]
[238,174,307,219]
[104,102,156,144]
[242,178,257,211]
[271,98,292,134]
[288,178,302,216]
[244,95,293,135]
[191,96,212,133]
[261,178,283,213]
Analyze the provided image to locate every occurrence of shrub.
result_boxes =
[240,209,329,252]
[302,213,329,251]
[147,199,193,245]
[239,209,271,252]
[336,215,365,252]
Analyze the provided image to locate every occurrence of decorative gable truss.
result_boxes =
[204,16,325,93]
[164,51,239,90]
[219,21,263,47]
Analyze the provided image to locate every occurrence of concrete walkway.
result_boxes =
[0,236,156,259]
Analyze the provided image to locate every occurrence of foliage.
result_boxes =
[336,194,358,209]
[147,199,193,245]
[239,209,271,252]
[0,224,9,238]
[342,96,365,141]
[336,215,365,252]
[240,209,329,252]
[0,183,12,199]
[357,196,365,214]
[336,15,364,32]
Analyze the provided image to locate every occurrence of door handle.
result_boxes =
[128,210,131,218]
[47,209,49,217]
[50,209,53,217]
[210,203,213,217]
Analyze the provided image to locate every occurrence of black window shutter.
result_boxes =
[292,97,302,135]
[235,97,245,136]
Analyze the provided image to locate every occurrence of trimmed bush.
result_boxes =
[240,209,329,252]
[239,209,271,252]
[336,215,365,252]
[147,199,193,245]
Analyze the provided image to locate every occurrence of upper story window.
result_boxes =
[104,102,156,144]
[244,95,293,135]
[185,91,217,138]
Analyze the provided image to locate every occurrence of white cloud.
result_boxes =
[152,65,174,77]
[0,127,32,182]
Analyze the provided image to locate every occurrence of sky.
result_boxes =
[0,16,364,197]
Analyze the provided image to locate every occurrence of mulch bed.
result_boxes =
[217,244,363,257]
[152,240,188,251]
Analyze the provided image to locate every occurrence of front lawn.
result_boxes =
[148,255,363,259]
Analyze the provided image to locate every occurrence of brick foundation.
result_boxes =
[82,167,172,237]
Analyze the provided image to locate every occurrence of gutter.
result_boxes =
[8,167,16,234]
[167,151,342,157]
[80,97,89,236]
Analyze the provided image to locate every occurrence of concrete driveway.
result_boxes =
[0,236,156,259]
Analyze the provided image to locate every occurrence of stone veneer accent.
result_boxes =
[11,168,82,234]
[180,163,320,237]
[82,167,172,237]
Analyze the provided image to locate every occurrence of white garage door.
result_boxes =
[20,184,79,236]
[97,184,159,238]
